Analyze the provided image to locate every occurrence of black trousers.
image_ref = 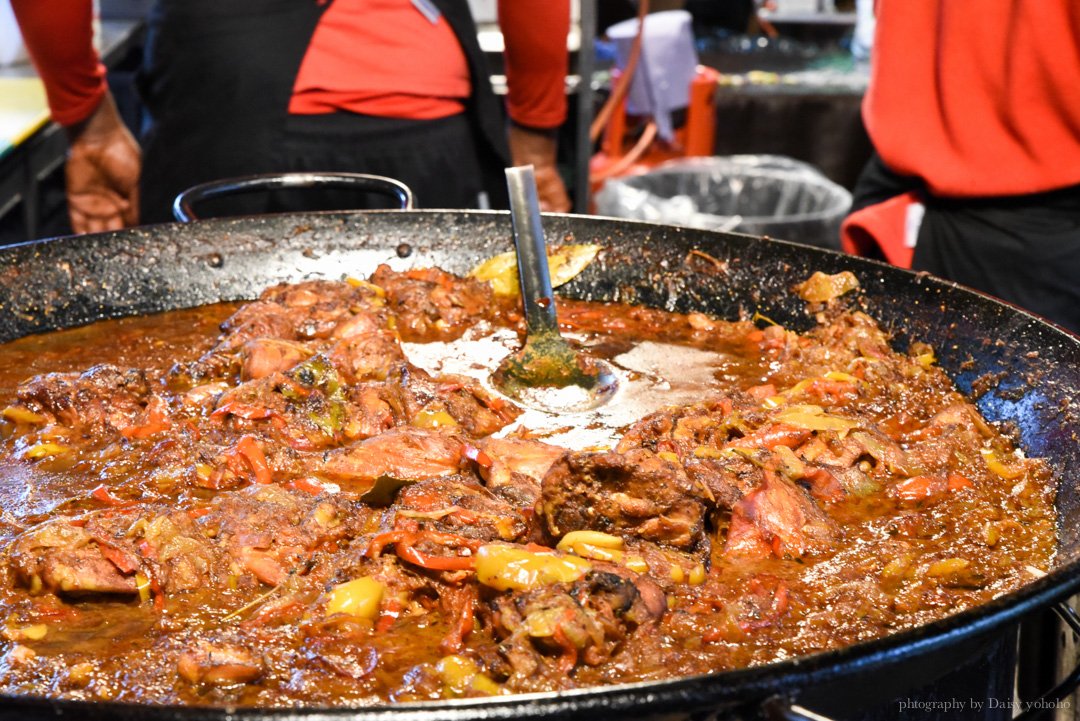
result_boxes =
[852,153,1080,334]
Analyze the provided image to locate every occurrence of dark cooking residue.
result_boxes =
[0,265,1055,706]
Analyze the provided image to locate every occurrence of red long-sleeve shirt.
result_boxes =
[864,0,1080,198]
[15,0,568,130]
[10,0,106,127]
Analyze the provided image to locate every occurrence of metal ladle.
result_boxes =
[491,166,618,412]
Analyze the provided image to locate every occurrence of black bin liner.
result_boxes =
[594,155,852,249]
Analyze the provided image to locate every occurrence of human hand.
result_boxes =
[64,91,141,233]
[508,124,571,213]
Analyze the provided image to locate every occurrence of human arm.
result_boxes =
[498,0,571,212]
[10,0,141,232]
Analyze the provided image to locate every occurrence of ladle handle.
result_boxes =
[506,165,559,336]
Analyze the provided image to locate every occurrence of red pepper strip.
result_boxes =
[288,476,327,495]
[396,541,476,571]
[211,400,274,421]
[746,384,776,400]
[947,473,973,491]
[524,542,555,553]
[439,587,477,655]
[90,484,124,506]
[120,397,172,439]
[235,435,273,484]
[367,530,479,571]
[894,475,941,502]
[701,628,725,643]
[375,597,403,633]
[364,530,410,558]
[462,443,493,468]
[551,623,579,674]
[99,544,138,574]
[149,574,165,611]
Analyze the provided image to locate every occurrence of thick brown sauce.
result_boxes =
[0,286,1056,707]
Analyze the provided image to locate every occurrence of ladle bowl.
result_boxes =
[491,166,619,411]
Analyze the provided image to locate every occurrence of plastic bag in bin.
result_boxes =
[594,155,852,250]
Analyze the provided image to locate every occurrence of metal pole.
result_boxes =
[573,0,597,213]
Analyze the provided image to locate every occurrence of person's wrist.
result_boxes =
[65,90,124,145]
[509,119,559,140]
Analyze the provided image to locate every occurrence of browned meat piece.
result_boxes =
[792,429,910,498]
[486,569,664,677]
[216,485,368,582]
[134,512,219,593]
[258,279,387,340]
[177,641,264,686]
[326,330,407,384]
[213,356,398,450]
[682,458,744,509]
[477,437,567,508]
[371,264,493,342]
[9,522,137,596]
[217,301,297,349]
[175,302,297,383]
[435,374,521,437]
[616,396,748,454]
[394,477,526,542]
[724,466,835,559]
[240,338,313,381]
[540,449,708,550]
[317,428,467,491]
[344,384,398,440]
[176,281,387,384]
[15,364,166,437]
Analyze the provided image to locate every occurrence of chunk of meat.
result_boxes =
[326,330,407,384]
[478,437,566,508]
[317,428,467,491]
[725,466,835,559]
[486,569,664,677]
[371,264,493,342]
[15,365,162,436]
[540,449,707,550]
[177,642,264,686]
[217,301,297,350]
[616,396,744,455]
[258,280,387,340]
[9,522,137,596]
[241,338,313,381]
[434,374,521,438]
[213,357,390,450]
[175,281,387,384]
[395,477,526,542]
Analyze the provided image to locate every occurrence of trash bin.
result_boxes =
[593,155,852,249]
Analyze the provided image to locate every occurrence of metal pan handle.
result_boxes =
[172,172,415,222]
[763,602,1080,721]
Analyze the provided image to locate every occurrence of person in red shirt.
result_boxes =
[11,0,571,232]
[841,0,1080,333]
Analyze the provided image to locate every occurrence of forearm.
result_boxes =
[498,0,570,130]
[10,0,107,127]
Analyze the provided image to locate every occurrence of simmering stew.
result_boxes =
[0,264,1055,706]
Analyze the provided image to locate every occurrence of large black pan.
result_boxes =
[0,205,1079,720]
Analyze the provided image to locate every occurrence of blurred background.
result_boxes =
[0,0,871,247]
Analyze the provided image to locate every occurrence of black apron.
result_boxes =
[850,151,1080,334]
[136,0,511,222]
